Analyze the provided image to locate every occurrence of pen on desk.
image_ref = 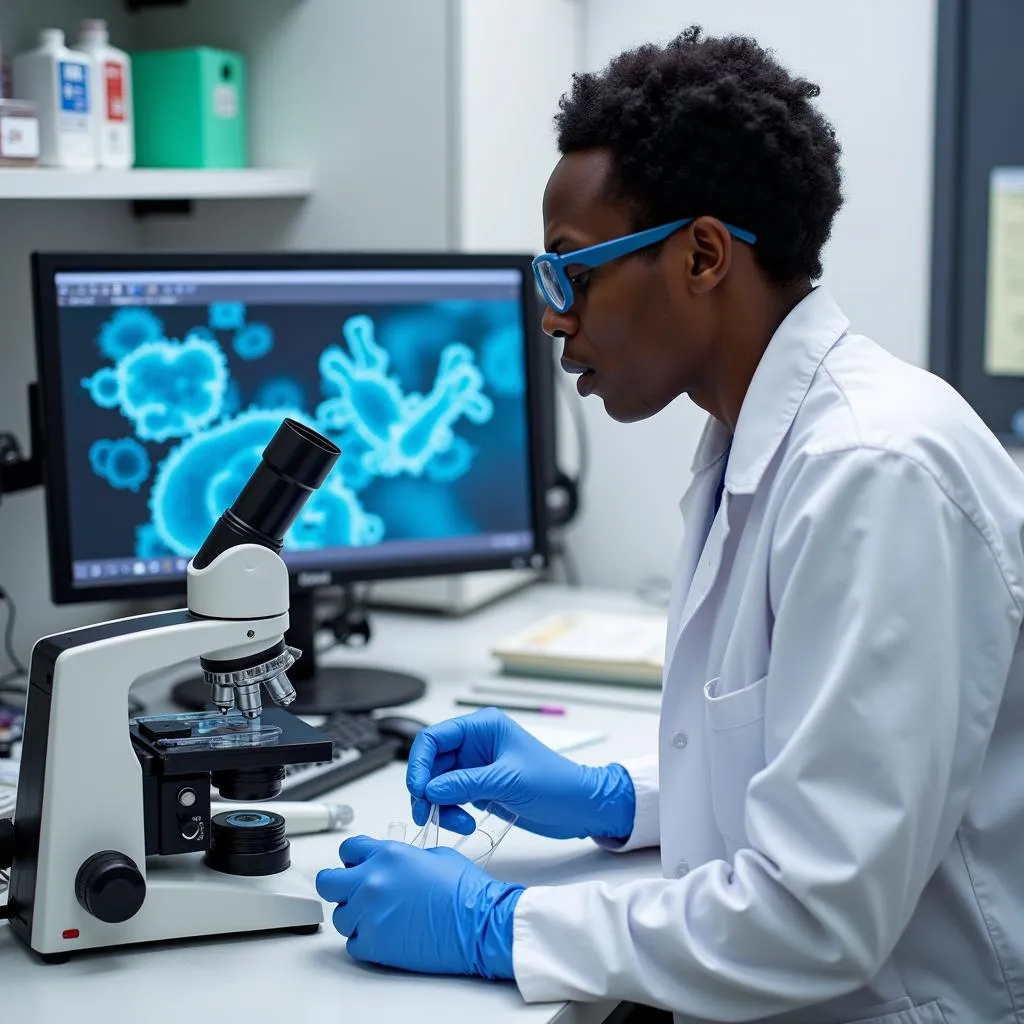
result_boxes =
[470,683,661,714]
[455,698,566,716]
[210,800,354,836]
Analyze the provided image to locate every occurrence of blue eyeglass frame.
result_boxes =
[532,217,757,313]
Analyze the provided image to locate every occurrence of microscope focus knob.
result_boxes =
[75,851,146,924]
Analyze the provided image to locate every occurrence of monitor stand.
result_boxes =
[171,589,425,715]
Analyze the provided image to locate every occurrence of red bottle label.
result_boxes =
[105,61,125,122]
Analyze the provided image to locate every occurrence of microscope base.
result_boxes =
[28,853,323,958]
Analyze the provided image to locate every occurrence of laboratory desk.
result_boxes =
[0,584,663,1024]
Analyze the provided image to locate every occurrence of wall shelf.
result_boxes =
[0,167,313,201]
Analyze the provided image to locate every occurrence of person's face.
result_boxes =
[540,149,730,423]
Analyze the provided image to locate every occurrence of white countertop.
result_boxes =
[0,584,664,1024]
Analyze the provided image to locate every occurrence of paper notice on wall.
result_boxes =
[985,168,1024,376]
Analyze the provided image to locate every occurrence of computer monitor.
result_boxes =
[32,252,550,714]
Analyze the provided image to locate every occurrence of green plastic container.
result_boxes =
[131,47,247,168]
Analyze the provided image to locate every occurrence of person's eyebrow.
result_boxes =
[544,236,565,254]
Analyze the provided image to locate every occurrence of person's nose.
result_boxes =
[541,304,579,340]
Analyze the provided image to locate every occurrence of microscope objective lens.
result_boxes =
[235,682,263,719]
[212,683,235,713]
[264,672,297,707]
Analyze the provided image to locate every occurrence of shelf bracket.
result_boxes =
[124,0,189,9]
[131,198,195,218]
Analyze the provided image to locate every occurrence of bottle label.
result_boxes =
[105,60,126,122]
[0,116,40,159]
[59,60,90,114]
[213,83,238,119]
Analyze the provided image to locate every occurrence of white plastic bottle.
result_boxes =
[74,19,133,169]
[13,29,96,169]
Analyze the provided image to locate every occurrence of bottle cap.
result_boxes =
[41,28,65,49]
[80,19,109,41]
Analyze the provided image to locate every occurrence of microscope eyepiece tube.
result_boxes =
[191,419,340,571]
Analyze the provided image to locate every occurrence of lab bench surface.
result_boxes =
[0,583,663,1024]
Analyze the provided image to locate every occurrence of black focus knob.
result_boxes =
[75,851,146,923]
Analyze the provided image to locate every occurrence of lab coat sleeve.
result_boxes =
[593,755,660,853]
[512,448,1023,1018]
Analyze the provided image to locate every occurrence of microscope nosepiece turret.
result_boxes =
[201,642,303,719]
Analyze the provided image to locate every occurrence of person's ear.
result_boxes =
[684,217,732,293]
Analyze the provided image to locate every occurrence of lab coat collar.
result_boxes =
[689,286,849,492]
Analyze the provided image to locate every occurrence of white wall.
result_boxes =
[453,0,581,254]
[571,0,938,591]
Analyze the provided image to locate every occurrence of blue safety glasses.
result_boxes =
[532,217,757,313]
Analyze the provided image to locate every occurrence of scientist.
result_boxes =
[316,26,1024,1024]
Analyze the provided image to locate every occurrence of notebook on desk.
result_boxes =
[491,609,666,688]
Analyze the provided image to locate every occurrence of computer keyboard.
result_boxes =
[279,712,401,801]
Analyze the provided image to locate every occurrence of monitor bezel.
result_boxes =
[33,250,550,605]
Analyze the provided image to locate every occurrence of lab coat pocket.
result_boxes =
[704,674,767,846]
[840,998,948,1023]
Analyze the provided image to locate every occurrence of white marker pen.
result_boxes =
[211,801,354,836]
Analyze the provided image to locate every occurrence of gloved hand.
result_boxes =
[316,836,523,979]
[406,707,636,840]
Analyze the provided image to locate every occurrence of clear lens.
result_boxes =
[538,260,566,309]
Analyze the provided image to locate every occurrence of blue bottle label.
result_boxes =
[59,60,90,114]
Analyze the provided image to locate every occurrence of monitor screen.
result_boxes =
[33,253,548,604]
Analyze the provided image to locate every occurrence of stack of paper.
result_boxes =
[491,610,666,687]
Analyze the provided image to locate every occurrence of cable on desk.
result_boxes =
[0,587,26,695]
[549,537,581,587]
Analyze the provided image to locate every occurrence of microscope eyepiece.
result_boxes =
[192,418,340,571]
[191,419,340,718]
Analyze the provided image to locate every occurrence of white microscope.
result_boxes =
[0,418,340,962]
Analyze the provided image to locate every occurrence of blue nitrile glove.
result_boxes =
[406,707,636,840]
[316,837,523,978]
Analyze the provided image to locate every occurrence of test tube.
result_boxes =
[453,803,518,867]
[412,804,440,849]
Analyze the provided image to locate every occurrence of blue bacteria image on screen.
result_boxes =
[312,419,374,492]
[481,323,525,397]
[318,314,493,478]
[112,337,229,443]
[233,322,275,361]
[221,379,242,420]
[184,325,216,344]
[149,407,382,557]
[254,376,306,410]
[96,307,164,361]
[288,476,385,550]
[89,437,150,492]
[209,302,246,330]
[371,475,478,538]
[425,435,475,483]
[336,428,374,491]
[81,366,121,409]
[376,306,459,383]
[135,522,173,559]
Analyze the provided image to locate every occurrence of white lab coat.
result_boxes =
[512,288,1024,1023]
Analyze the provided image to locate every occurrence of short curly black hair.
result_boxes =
[555,26,843,282]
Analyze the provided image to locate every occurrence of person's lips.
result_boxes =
[560,357,597,397]
[560,356,590,375]
[576,369,596,396]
